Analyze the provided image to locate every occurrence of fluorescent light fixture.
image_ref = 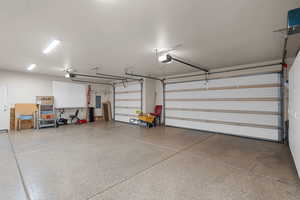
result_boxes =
[158,54,172,63]
[43,40,61,54]
[27,64,36,71]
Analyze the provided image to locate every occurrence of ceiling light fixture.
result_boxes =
[27,64,37,71]
[43,40,61,54]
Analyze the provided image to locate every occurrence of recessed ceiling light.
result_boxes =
[43,40,61,54]
[27,64,36,71]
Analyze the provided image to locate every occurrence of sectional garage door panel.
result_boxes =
[166,110,279,126]
[115,83,142,123]
[166,101,280,113]
[165,119,279,141]
[115,92,141,100]
[166,73,280,90]
[165,73,282,141]
[165,88,280,99]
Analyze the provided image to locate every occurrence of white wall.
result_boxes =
[143,78,156,113]
[289,53,300,177]
[0,70,113,128]
[90,84,113,116]
[154,80,164,123]
[0,70,61,106]
[155,80,163,106]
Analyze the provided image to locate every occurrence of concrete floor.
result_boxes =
[1,122,299,200]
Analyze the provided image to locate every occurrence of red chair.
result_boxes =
[150,105,163,126]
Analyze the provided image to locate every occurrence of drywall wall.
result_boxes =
[155,80,164,123]
[143,78,156,113]
[0,70,113,129]
[155,80,163,106]
[0,70,59,106]
[90,84,113,116]
[289,53,300,177]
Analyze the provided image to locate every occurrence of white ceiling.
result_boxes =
[0,0,299,78]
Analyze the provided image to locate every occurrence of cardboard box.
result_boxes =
[41,114,55,120]
[36,96,54,105]
[95,116,103,121]
[20,120,33,129]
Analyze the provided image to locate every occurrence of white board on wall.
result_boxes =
[53,81,87,108]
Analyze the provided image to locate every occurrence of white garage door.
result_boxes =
[165,73,282,141]
[114,82,142,123]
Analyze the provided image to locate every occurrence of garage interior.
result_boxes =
[0,1,300,199]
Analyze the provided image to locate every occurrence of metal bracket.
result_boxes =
[204,72,209,86]
[122,79,127,88]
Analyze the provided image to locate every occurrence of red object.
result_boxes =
[283,63,288,68]
[150,105,163,125]
[79,119,87,124]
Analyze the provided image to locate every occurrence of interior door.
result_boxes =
[0,85,9,132]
